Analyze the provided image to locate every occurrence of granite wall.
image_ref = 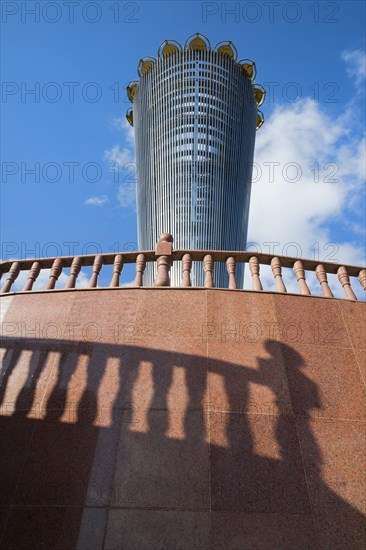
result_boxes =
[0,288,365,549]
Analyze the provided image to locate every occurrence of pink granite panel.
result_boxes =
[206,291,278,345]
[354,349,366,385]
[1,293,75,342]
[115,338,207,412]
[135,289,207,339]
[297,417,365,549]
[339,300,366,350]
[209,511,318,550]
[109,412,209,510]
[0,506,91,550]
[104,509,209,550]
[13,421,100,506]
[67,289,140,344]
[209,412,310,514]
[207,339,293,417]
[274,294,352,348]
[280,343,366,421]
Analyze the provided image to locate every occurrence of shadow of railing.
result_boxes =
[0,336,364,549]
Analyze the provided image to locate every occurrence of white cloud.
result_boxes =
[341,49,366,90]
[85,195,109,206]
[104,143,133,166]
[105,117,136,209]
[110,116,125,131]
[245,97,365,299]
[12,269,90,292]
[117,181,136,209]
[110,117,135,148]
[120,280,135,287]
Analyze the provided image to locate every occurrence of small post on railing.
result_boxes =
[337,266,357,300]
[226,257,237,289]
[203,254,214,288]
[45,258,63,290]
[315,264,333,298]
[249,257,263,291]
[23,261,41,291]
[89,255,103,288]
[293,260,311,295]
[358,269,366,291]
[66,256,82,289]
[154,233,173,287]
[110,254,123,287]
[134,253,146,286]
[1,262,20,293]
[271,257,287,293]
[181,253,192,287]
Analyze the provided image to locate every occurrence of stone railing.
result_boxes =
[0,233,365,300]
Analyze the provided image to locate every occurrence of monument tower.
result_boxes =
[126,33,265,286]
[1,33,364,550]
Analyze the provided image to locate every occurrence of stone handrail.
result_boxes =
[0,233,365,300]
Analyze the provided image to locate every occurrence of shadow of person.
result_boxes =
[209,341,310,518]
[267,340,366,550]
[262,341,322,461]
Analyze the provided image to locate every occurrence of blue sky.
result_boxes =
[1,0,365,294]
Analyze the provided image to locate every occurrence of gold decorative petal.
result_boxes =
[215,41,238,60]
[158,40,182,58]
[218,45,233,57]
[141,60,153,75]
[189,37,206,50]
[239,59,257,81]
[253,84,266,107]
[163,43,178,56]
[126,81,139,102]
[126,108,134,127]
[256,110,264,130]
[185,33,211,51]
[137,56,156,78]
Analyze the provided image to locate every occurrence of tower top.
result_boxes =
[125,33,266,130]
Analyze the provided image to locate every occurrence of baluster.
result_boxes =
[154,233,173,287]
[89,255,103,288]
[315,264,333,298]
[45,258,63,290]
[226,257,237,289]
[1,262,20,293]
[110,254,123,287]
[203,254,214,288]
[154,256,171,286]
[249,257,263,291]
[66,256,82,289]
[293,260,311,295]
[337,266,357,300]
[358,269,366,291]
[23,261,41,291]
[271,257,287,293]
[134,253,146,286]
[181,253,192,287]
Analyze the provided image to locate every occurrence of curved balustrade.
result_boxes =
[0,234,365,300]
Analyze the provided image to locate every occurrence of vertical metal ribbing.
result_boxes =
[216,52,224,286]
[192,50,198,284]
[134,49,256,287]
[181,51,185,266]
[228,54,236,283]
